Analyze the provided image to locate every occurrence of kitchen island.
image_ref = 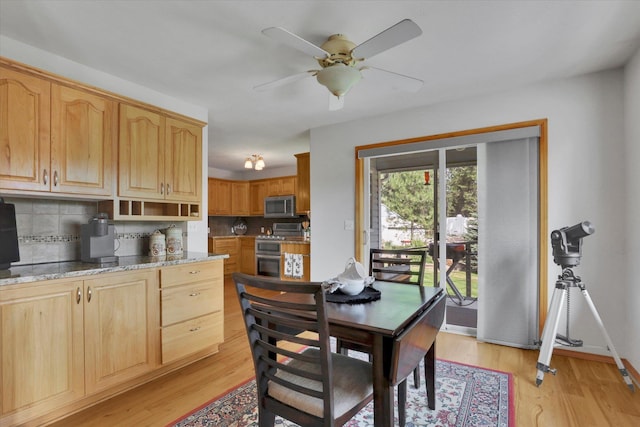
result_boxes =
[0,252,228,427]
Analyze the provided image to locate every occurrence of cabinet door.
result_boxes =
[0,66,51,192]
[240,237,256,275]
[0,280,84,424]
[250,180,267,215]
[83,270,159,395]
[165,117,202,202]
[280,243,310,281]
[280,176,296,196]
[295,152,310,213]
[209,178,232,215]
[119,104,165,199]
[232,181,250,216]
[51,84,115,196]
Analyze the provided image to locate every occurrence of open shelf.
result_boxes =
[98,199,201,221]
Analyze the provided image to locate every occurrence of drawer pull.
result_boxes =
[189,270,200,274]
[189,326,201,332]
[189,292,201,297]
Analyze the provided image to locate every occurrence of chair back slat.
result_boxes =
[370,248,427,285]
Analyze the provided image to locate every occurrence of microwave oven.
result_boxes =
[264,195,296,218]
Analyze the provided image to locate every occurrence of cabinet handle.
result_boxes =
[160,183,164,195]
[189,270,200,275]
[189,326,201,332]
[166,183,171,195]
[43,169,48,185]
[189,292,200,297]
[54,170,59,186]
[76,287,82,304]
[87,287,92,303]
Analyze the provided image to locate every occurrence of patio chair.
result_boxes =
[337,248,427,390]
[233,272,374,427]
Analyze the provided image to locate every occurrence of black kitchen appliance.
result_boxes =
[255,222,303,277]
[0,198,20,270]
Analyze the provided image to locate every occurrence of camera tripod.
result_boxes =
[535,267,635,391]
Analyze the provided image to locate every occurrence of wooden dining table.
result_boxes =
[281,281,446,427]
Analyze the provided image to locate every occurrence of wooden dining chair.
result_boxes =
[337,249,428,389]
[232,272,374,427]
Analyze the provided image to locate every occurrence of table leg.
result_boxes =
[373,335,394,427]
[424,341,436,410]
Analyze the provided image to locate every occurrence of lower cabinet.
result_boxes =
[83,270,159,395]
[0,259,222,427]
[0,278,85,426]
[280,243,311,281]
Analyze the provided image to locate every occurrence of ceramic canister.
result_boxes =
[149,230,166,256]
[165,224,183,255]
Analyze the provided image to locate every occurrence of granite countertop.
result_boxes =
[0,252,229,287]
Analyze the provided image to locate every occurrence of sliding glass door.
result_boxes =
[357,124,544,348]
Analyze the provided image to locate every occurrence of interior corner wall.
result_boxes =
[310,68,630,357]
[0,36,210,253]
[624,48,640,371]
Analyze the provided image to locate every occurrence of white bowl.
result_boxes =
[337,277,365,295]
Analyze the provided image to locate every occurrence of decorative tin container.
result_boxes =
[165,224,183,255]
[149,230,166,257]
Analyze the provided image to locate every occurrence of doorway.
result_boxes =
[355,121,547,348]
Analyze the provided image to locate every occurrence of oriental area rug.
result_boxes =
[168,359,514,427]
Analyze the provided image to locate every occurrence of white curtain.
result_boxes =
[476,137,539,348]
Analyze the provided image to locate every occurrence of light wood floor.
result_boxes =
[49,278,640,427]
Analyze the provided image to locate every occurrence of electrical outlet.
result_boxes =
[188,222,198,232]
[344,220,354,231]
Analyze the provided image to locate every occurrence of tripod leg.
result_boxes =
[536,287,566,386]
[580,288,635,392]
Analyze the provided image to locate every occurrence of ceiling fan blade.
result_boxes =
[262,27,329,58]
[329,94,344,111]
[361,67,423,92]
[254,71,316,92]
[352,19,422,60]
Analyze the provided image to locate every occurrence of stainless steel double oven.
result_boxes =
[255,222,302,278]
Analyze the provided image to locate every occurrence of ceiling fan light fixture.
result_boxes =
[244,157,253,169]
[255,156,265,169]
[316,63,362,97]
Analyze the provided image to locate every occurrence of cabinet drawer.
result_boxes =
[161,282,221,326]
[162,312,223,364]
[160,260,222,288]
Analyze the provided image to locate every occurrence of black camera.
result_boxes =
[550,221,595,268]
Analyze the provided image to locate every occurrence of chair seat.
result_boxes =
[269,348,373,419]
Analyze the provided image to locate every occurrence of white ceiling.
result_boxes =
[1,0,639,173]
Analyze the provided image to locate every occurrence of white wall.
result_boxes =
[624,48,640,370]
[0,36,210,253]
[310,68,634,360]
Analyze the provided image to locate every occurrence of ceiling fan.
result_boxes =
[255,19,424,110]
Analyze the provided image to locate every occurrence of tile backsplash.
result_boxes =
[5,197,186,265]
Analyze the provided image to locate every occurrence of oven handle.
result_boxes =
[256,254,282,260]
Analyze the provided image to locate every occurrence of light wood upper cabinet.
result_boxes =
[51,84,116,196]
[0,66,51,192]
[83,270,159,395]
[119,105,202,204]
[295,152,310,214]
[119,104,165,199]
[232,181,250,216]
[267,176,296,197]
[164,117,202,203]
[208,178,232,215]
[249,180,267,215]
[0,279,84,425]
